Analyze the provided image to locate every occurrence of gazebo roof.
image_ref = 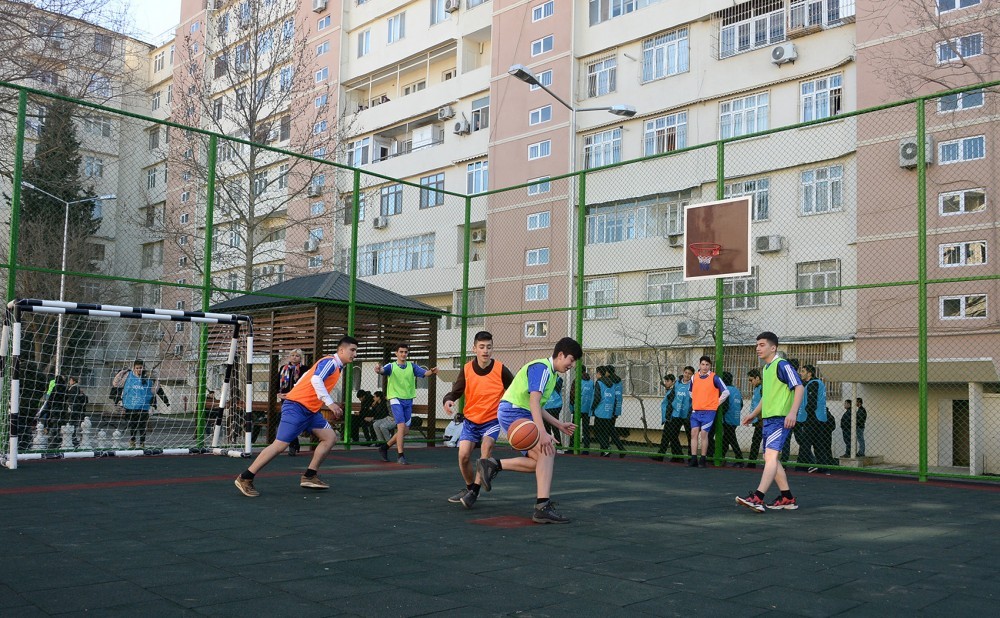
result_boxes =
[210,271,444,315]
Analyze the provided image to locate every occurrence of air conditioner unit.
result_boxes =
[677,320,698,337]
[372,216,388,229]
[313,0,328,12]
[445,0,461,12]
[771,43,797,65]
[437,105,455,121]
[453,120,471,135]
[307,184,322,197]
[304,238,319,252]
[899,136,935,168]
[471,229,486,243]
[667,234,683,247]
[755,235,784,253]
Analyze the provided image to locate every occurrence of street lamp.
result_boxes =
[20,181,116,374]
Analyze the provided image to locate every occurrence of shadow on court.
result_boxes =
[1,447,998,616]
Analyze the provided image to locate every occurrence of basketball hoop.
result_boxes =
[689,242,722,271]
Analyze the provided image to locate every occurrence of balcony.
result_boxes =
[372,123,446,163]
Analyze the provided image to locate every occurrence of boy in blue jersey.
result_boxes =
[477,337,582,524]
[746,369,763,468]
[375,343,438,465]
[736,332,804,512]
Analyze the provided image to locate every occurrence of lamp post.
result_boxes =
[21,182,116,374]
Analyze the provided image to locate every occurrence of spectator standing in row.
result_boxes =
[571,366,595,454]
[856,398,867,457]
[840,399,853,458]
[369,391,393,442]
[277,349,305,455]
[593,366,625,457]
[653,373,684,462]
[746,369,763,468]
[719,371,744,466]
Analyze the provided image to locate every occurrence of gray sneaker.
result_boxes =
[397,455,409,465]
[448,489,468,503]
[460,490,478,509]
[477,457,500,491]
[532,500,569,524]
[234,476,259,497]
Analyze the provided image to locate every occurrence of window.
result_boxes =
[796,259,840,307]
[388,13,406,43]
[529,70,553,91]
[431,0,449,25]
[282,18,294,40]
[939,189,986,215]
[94,33,113,55]
[358,233,436,276]
[937,33,983,63]
[358,29,371,57]
[938,88,984,112]
[419,173,445,209]
[315,93,328,108]
[315,67,329,83]
[939,136,986,164]
[646,270,686,315]
[937,0,981,12]
[308,256,324,269]
[402,80,426,96]
[83,116,112,138]
[528,140,551,160]
[178,256,188,267]
[531,35,554,56]
[940,241,987,267]
[311,201,325,216]
[723,268,759,311]
[212,97,223,120]
[725,178,770,221]
[529,105,552,125]
[279,66,294,92]
[154,51,165,72]
[941,294,987,319]
[789,0,855,29]
[527,211,551,229]
[718,0,784,59]
[525,283,549,301]
[527,179,551,197]
[141,242,163,268]
[801,165,843,214]
[583,128,622,168]
[317,15,331,30]
[587,57,617,97]
[277,163,289,189]
[801,74,842,121]
[455,288,486,326]
[313,120,328,134]
[148,128,160,151]
[180,213,190,224]
[348,137,371,167]
[179,235,189,246]
[525,321,548,338]
[584,277,617,319]
[589,0,661,25]
[380,184,403,216]
[526,247,550,266]
[720,92,769,139]
[151,90,161,111]
[467,160,488,194]
[468,0,490,7]
[643,112,687,156]
[181,191,190,203]
[443,68,457,80]
[88,75,111,98]
[253,171,268,196]
[642,28,689,81]
[533,1,554,21]
[84,156,104,178]
[471,97,490,132]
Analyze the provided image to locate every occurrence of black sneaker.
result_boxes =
[532,500,569,524]
[477,457,500,491]
[699,456,708,468]
[448,489,468,503]
[378,443,389,462]
[687,456,698,467]
[460,490,477,509]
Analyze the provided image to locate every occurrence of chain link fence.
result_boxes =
[1,80,999,479]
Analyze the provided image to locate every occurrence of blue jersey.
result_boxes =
[750,385,762,424]
[723,386,743,426]
[121,373,155,410]
[545,377,564,411]
[612,380,623,417]
[660,387,674,424]
[575,378,595,416]
[672,379,692,419]
[798,378,828,422]
[594,381,615,419]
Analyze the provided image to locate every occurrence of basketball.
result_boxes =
[507,418,539,451]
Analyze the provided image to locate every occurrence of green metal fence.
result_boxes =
[2,79,999,480]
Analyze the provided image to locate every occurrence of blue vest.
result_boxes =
[612,380,623,417]
[672,379,692,419]
[577,378,595,416]
[798,378,828,422]
[750,385,762,424]
[594,381,615,419]
[724,386,743,426]
[122,373,154,410]
[661,387,674,424]
[545,377,563,411]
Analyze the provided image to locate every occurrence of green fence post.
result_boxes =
[459,195,473,383]
[5,89,28,301]
[713,140,726,466]
[342,168,362,449]
[916,101,929,482]
[196,134,219,448]
[574,170,587,454]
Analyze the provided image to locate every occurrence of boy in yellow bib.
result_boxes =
[375,343,438,465]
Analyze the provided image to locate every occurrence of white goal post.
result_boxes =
[1,299,254,469]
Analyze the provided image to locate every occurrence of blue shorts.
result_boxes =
[276,400,331,443]
[497,401,531,433]
[389,399,413,426]
[459,419,501,444]
[763,417,791,452]
[690,410,716,431]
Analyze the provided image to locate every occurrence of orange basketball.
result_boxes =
[507,418,539,451]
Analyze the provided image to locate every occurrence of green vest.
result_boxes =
[761,359,794,419]
[502,358,557,410]
[386,361,416,400]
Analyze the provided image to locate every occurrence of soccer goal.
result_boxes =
[1,299,254,469]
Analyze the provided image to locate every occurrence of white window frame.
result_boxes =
[937,0,981,13]
[358,29,371,57]
[471,96,490,132]
[531,35,554,57]
[643,112,687,156]
[796,259,841,307]
[316,41,329,56]
[936,33,983,64]
[525,283,549,301]
[529,70,553,91]
[723,268,759,311]
[533,1,554,21]
[526,247,550,266]
[718,3,784,59]
[584,277,617,320]
[940,240,987,267]
[527,210,551,229]
[431,0,449,25]
[583,128,622,169]
[720,92,769,139]
[529,105,552,126]
[524,321,549,338]
[937,88,984,113]
[642,27,689,82]
[317,15,331,31]
[467,160,488,194]
[939,188,986,216]
[646,270,686,316]
[725,177,770,221]
[940,294,987,319]
[800,165,843,215]
[800,74,843,122]
[528,140,552,160]
[939,135,986,164]
[380,184,404,216]
[587,56,617,98]
[419,173,445,209]
[348,137,371,167]
[388,13,406,44]
[527,179,551,197]
[315,67,329,83]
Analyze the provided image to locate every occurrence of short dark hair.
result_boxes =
[803,364,817,377]
[337,336,359,348]
[699,355,712,365]
[473,331,493,343]
[664,373,676,382]
[856,397,863,405]
[683,365,696,373]
[756,331,779,347]
[552,337,583,360]
[396,343,409,351]
[844,399,852,404]
[374,390,384,398]
[722,371,733,383]
[747,368,761,379]
[133,359,144,367]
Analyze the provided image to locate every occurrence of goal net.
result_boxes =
[1,299,254,469]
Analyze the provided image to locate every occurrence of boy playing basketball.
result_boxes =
[476,337,581,524]
[441,331,514,508]
[736,332,804,512]
[375,343,439,465]
[234,336,358,497]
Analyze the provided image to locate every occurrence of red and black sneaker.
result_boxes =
[735,491,765,513]
[766,495,799,510]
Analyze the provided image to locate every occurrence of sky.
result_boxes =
[108,0,182,45]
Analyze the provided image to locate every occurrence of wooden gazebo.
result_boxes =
[211,271,446,443]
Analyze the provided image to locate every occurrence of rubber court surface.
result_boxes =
[1,446,998,616]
